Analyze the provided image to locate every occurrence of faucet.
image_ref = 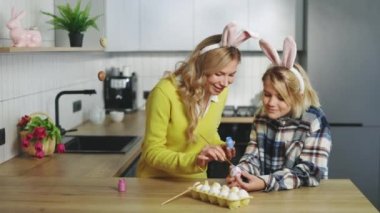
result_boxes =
[55,90,96,136]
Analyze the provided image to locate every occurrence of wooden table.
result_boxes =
[0,178,377,212]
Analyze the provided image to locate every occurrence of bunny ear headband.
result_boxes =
[259,36,304,94]
[200,22,260,55]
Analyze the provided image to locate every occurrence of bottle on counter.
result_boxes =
[118,178,126,192]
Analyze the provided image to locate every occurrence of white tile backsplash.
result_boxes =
[110,52,271,108]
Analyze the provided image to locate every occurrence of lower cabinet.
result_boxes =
[329,127,380,210]
[122,154,141,177]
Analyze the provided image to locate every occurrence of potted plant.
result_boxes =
[41,0,101,47]
[18,113,65,158]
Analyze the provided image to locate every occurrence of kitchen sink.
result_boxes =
[62,135,140,153]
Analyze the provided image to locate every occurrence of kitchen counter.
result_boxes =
[0,111,146,178]
[0,177,377,212]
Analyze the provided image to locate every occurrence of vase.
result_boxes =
[19,131,56,157]
[68,32,84,47]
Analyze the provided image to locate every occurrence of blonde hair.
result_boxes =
[171,34,241,142]
[261,63,320,118]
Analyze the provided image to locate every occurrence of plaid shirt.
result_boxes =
[238,106,332,191]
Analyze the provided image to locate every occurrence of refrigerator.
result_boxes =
[305,0,380,210]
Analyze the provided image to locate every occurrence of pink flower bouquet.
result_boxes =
[18,113,65,158]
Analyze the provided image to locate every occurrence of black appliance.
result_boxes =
[104,73,137,112]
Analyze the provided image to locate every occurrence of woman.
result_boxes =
[136,23,258,178]
[227,37,332,191]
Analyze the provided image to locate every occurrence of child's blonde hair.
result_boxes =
[261,63,320,118]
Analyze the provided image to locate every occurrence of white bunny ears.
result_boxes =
[200,22,259,55]
[259,36,304,94]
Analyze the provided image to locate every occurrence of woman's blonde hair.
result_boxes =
[171,34,241,142]
[261,63,320,118]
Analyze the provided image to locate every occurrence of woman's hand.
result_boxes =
[227,170,266,191]
[222,144,236,160]
[196,145,226,167]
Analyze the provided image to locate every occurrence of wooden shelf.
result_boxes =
[0,47,104,53]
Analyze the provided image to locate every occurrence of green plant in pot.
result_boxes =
[41,0,101,47]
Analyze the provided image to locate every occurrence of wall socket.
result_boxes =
[143,91,150,100]
[73,100,82,113]
[0,128,5,145]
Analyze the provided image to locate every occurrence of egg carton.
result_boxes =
[189,181,253,209]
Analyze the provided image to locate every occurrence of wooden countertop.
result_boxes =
[221,116,254,123]
[0,177,377,212]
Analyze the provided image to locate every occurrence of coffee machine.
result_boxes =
[104,72,137,112]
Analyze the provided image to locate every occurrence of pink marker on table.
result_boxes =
[118,178,126,192]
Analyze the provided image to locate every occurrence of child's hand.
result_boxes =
[226,166,242,187]
[234,170,266,191]
[229,165,242,177]
[226,174,239,187]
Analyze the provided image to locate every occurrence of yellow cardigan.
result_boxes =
[136,77,228,178]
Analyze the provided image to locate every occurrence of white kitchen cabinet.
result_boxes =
[247,0,304,50]
[105,0,140,51]
[194,0,250,50]
[140,0,193,51]
[104,0,303,52]
[329,127,380,209]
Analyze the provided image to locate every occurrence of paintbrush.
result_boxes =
[199,134,235,166]
[161,182,201,206]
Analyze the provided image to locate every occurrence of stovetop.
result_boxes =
[222,105,257,117]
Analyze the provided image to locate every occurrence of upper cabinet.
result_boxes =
[194,0,249,50]
[104,0,304,52]
[105,0,139,51]
[140,0,193,51]
[247,0,304,50]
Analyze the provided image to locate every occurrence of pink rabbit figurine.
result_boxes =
[6,7,42,47]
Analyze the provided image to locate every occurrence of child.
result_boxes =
[226,36,332,191]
